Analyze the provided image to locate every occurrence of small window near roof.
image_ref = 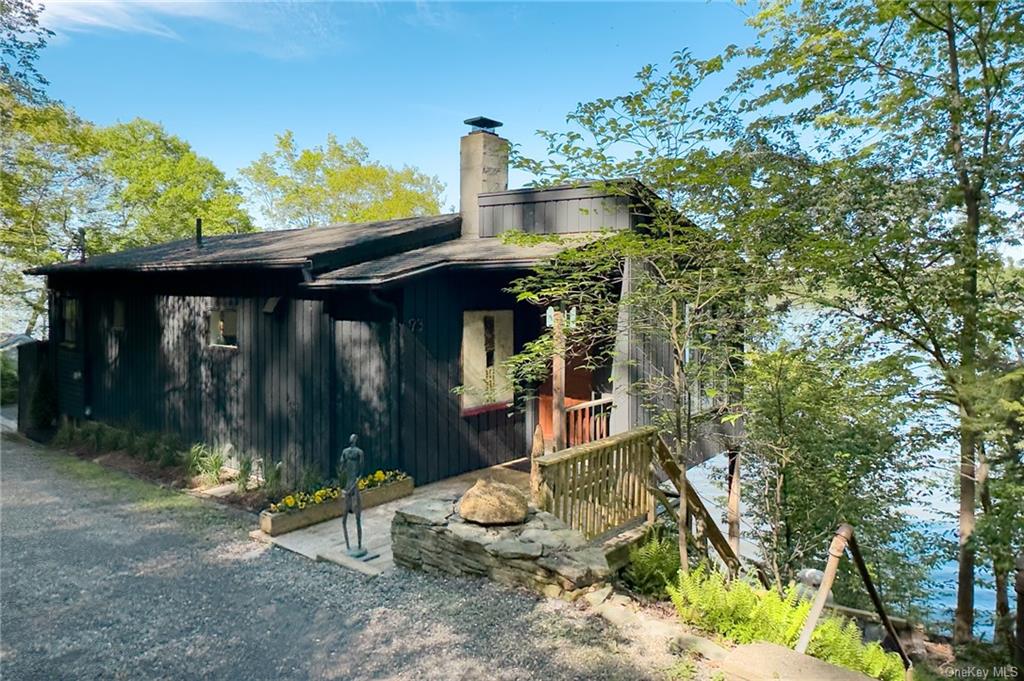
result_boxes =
[112,299,125,331]
[209,308,238,347]
[62,297,78,347]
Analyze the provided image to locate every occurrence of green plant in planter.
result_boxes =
[623,526,682,597]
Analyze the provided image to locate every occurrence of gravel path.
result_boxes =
[0,434,659,681]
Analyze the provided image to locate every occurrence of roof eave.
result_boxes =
[302,258,544,289]
[26,257,312,276]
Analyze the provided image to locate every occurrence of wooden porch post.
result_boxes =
[552,307,566,451]
[727,449,741,558]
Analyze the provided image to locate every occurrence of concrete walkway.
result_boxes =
[251,459,530,576]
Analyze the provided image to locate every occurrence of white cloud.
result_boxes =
[39,1,349,59]
[41,1,236,40]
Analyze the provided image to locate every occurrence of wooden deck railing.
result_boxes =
[564,397,613,448]
[537,426,657,539]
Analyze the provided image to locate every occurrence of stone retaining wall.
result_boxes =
[391,496,610,599]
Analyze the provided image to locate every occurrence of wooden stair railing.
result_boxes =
[652,435,742,577]
[796,524,914,679]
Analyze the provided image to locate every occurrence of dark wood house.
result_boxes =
[28,119,657,485]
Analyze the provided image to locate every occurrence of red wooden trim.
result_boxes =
[461,401,509,418]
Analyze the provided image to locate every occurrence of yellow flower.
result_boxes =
[284,495,295,507]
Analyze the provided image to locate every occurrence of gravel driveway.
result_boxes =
[0,434,658,681]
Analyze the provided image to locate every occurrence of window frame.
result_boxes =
[460,309,514,416]
[61,297,79,348]
[111,299,126,333]
[208,306,239,349]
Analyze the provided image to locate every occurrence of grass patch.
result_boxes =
[38,440,246,533]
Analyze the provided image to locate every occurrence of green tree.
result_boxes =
[1,0,53,103]
[738,0,1024,643]
[240,131,444,230]
[741,331,944,616]
[1,95,254,334]
[509,51,780,572]
[96,119,253,250]
[507,220,752,572]
[1,86,108,334]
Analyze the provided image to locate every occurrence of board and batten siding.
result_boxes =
[478,186,634,238]
[76,291,335,481]
[398,270,538,484]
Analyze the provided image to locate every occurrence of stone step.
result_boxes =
[719,642,875,681]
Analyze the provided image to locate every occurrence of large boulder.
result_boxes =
[457,479,529,526]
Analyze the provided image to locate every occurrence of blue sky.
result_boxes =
[39,1,756,223]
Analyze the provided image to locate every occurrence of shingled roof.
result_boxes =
[28,214,462,275]
[305,236,573,288]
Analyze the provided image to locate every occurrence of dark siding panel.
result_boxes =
[395,271,528,484]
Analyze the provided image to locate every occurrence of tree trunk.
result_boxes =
[978,446,1013,650]
[22,288,48,337]
[727,449,741,560]
[944,8,979,644]
[671,298,689,573]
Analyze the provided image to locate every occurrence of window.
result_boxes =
[112,299,125,332]
[209,308,238,347]
[461,310,513,414]
[61,297,78,347]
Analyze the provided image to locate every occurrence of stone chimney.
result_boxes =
[460,117,509,238]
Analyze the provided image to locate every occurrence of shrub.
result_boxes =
[139,432,161,462]
[205,446,226,481]
[184,443,208,476]
[98,424,127,452]
[236,455,254,494]
[623,527,681,597]
[0,353,17,406]
[183,442,226,482]
[666,566,904,681]
[158,442,181,468]
[262,459,283,498]
[52,419,77,447]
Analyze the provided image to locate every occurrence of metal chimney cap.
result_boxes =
[464,116,503,132]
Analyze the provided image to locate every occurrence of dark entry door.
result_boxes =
[333,320,398,476]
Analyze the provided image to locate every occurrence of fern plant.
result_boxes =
[666,565,904,681]
[623,528,682,596]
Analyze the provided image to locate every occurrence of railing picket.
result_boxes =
[537,426,659,539]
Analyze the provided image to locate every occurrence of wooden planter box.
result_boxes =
[259,477,414,537]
